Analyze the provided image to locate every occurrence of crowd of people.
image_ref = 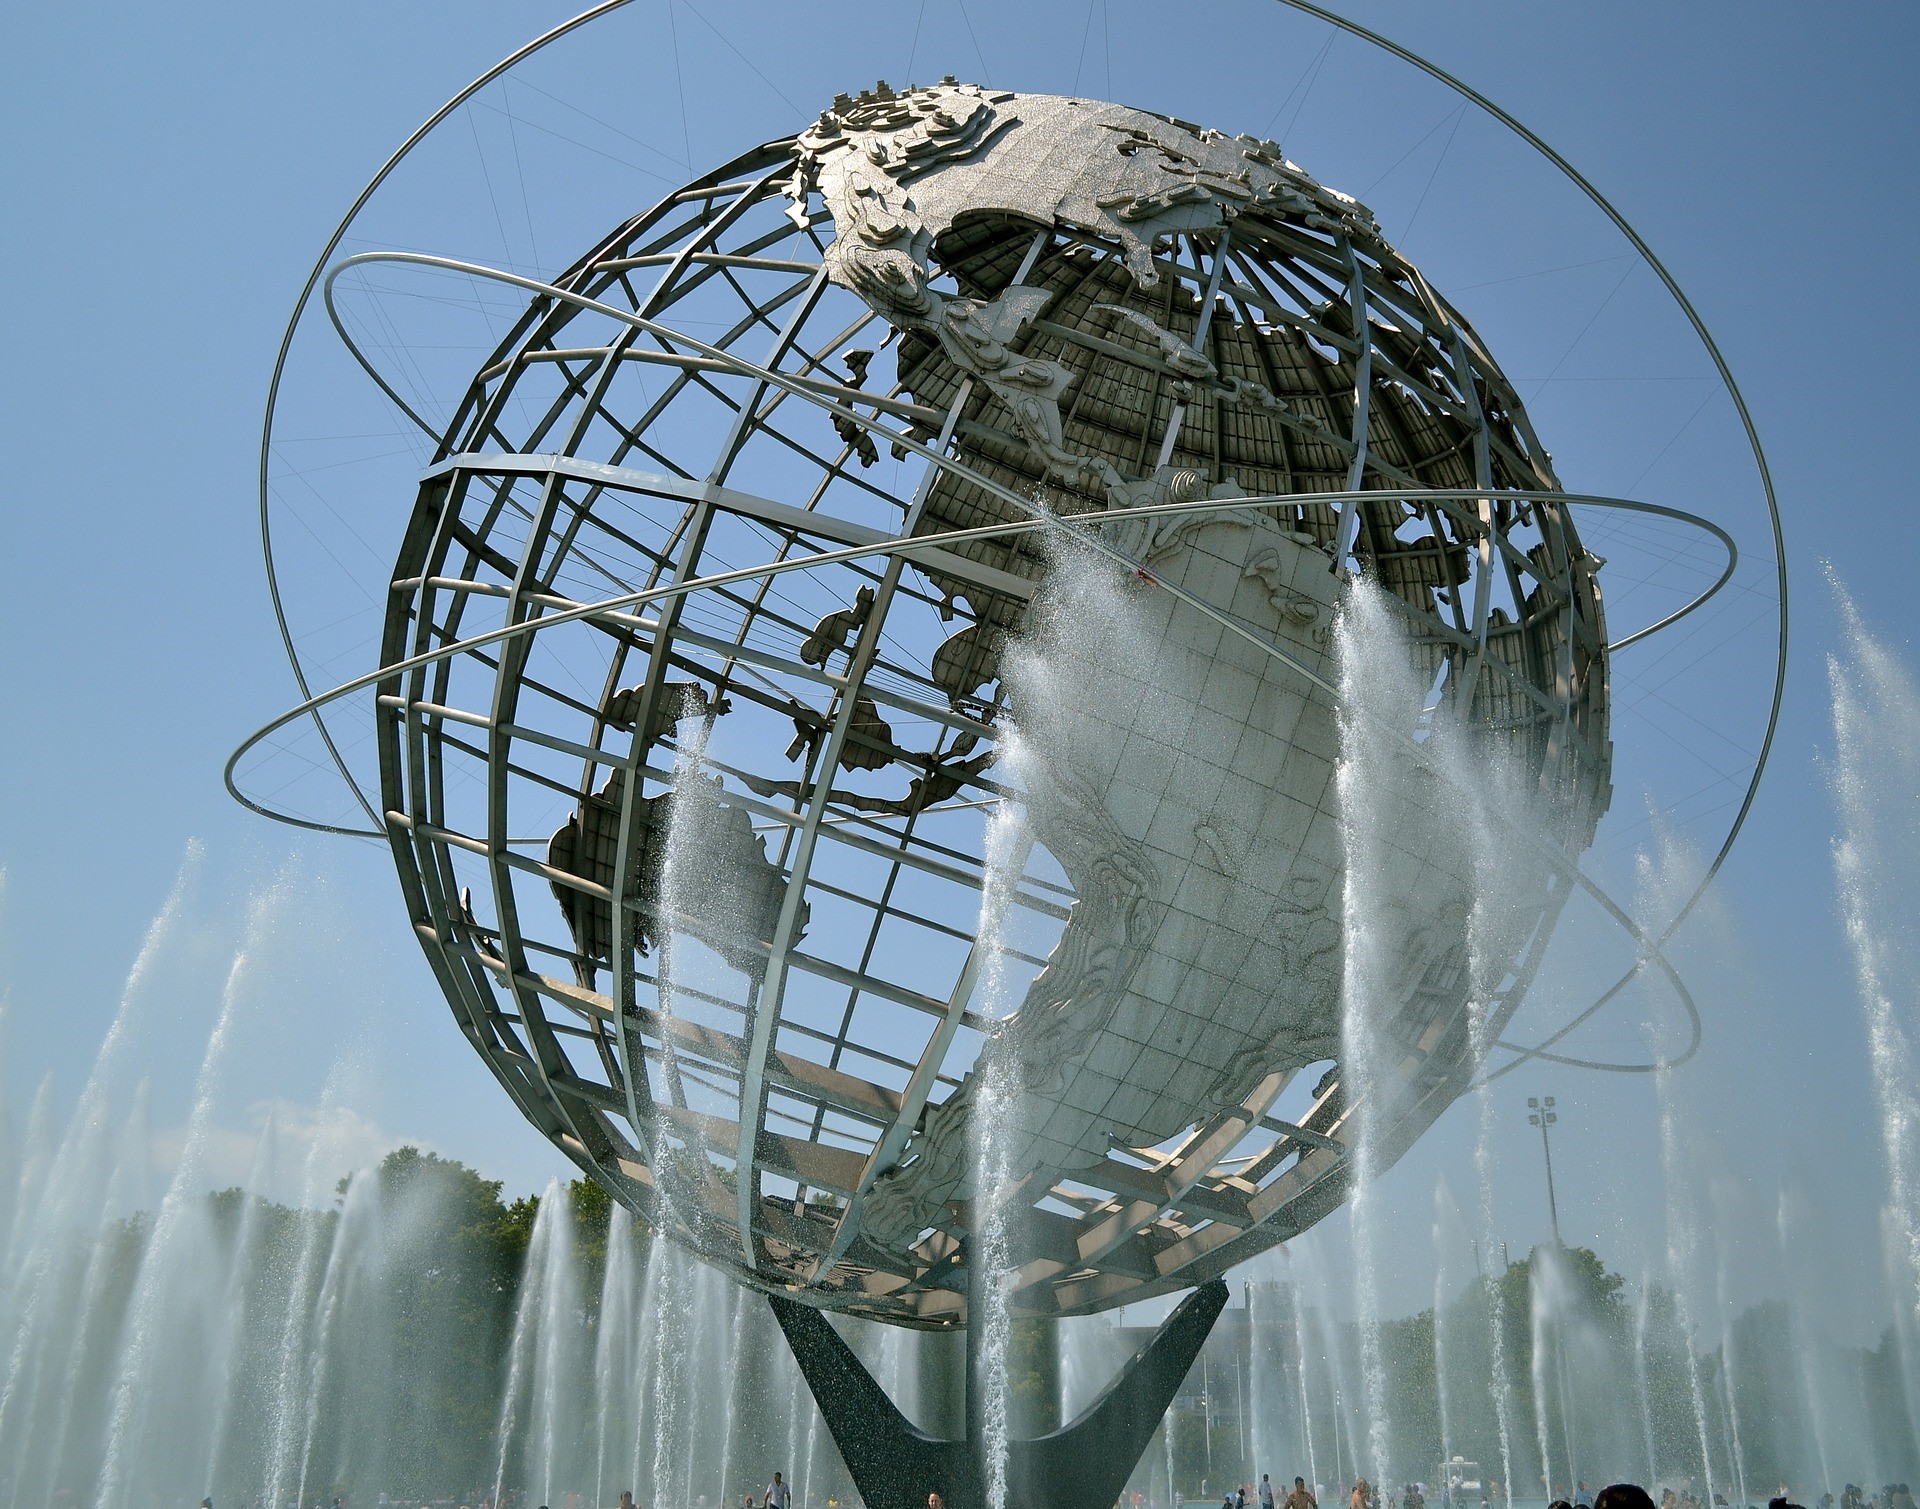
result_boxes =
[1158,1477,1919,1509]
[189,1471,1917,1509]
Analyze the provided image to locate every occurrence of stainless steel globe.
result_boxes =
[372,83,1610,1325]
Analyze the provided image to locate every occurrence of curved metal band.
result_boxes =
[1272,0,1787,1073]
[252,3,1770,1083]
[331,248,1739,659]
[229,465,1703,1075]
[231,474,1718,802]
[287,249,1726,1075]
[256,0,641,829]
[324,247,1737,660]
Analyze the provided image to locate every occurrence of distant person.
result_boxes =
[620,1493,636,1509]
[1353,1480,1371,1509]
[1262,1478,1276,1509]
[768,1476,792,1509]
[1286,1480,1316,1509]
[927,1493,944,1509]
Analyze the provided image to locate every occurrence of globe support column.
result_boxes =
[767,1277,1229,1509]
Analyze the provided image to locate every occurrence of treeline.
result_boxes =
[1161,1243,1918,1495]
[34,1147,650,1504]
[46,1150,1919,1505]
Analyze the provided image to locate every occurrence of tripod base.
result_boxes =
[768,1279,1228,1509]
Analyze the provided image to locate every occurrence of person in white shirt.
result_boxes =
[766,1474,792,1509]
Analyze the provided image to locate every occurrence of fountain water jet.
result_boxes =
[1643,882,1720,1497]
[1776,1185,1836,1494]
[1828,581,1920,1446]
[1433,1180,1464,1484]
[1332,577,1439,1492]
[1707,1184,1751,1508]
[199,1108,278,1497]
[1288,1248,1321,1496]
[293,1165,388,1509]
[97,874,284,1509]
[0,843,200,1472]
[965,746,1031,1509]
[492,1179,582,1508]
[593,1202,639,1509]
[1633,1271,1660,1487]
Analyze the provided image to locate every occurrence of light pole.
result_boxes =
[1526,1096,1563,1246]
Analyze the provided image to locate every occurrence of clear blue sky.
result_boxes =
[2,0,1916,1329]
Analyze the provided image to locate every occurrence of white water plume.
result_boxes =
[1333,576,1432,1491]
[0,853,886,1509]
[593,1202,639,1509]
[1248,1270,1277,1497]
[1433,1179,1463,1476]
[291,1166,388,1509]
[1633,1270,1660,1485]
[647,1228,699,1508]
[1775,1185,1835,1494]
[965,522,1169,1507]
[0,842,201,1467]
[1640,831,1722,1503]
[1289,1246,1320,1495]
[1827,580,1920,1406]
[1707,1180,1750,1507]
[492,1178,582,1507]
[1331,574,1554,1493]
[96,870,281,1509]
[1529,1242,1585,1497]
[967,731,1034,1509]
[263,1062,363,1509]
[201,1110,280,1496]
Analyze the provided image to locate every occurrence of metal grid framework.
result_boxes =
[371,99,1614,1326]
